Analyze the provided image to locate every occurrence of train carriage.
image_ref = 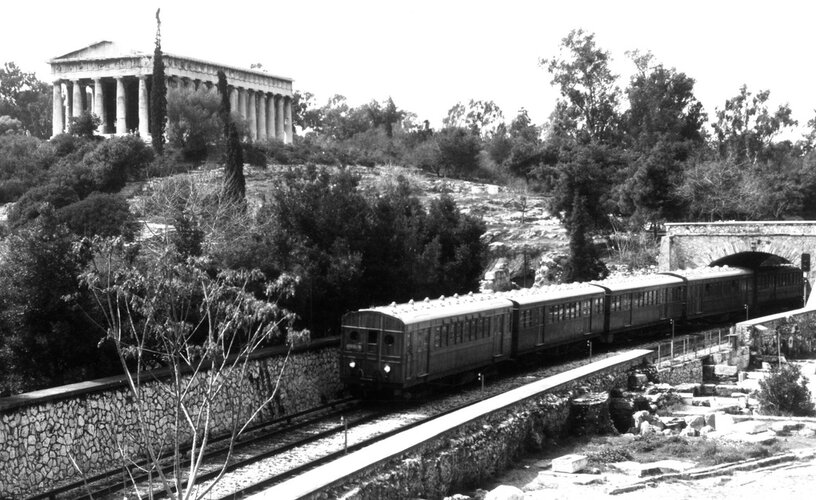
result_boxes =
[503,284,606,355]
[593,274,686,333]
[340,294,514,393]
[665,267,754,319]
[755,266,803,309]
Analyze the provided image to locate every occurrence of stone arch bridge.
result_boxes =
[659,221,815,304]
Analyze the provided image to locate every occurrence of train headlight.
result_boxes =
[383,364,391,374]
[349,361,356,369]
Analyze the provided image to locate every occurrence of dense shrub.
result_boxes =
[0,211,114,395]
[242,142,268,168]
[166,86,222,161]
[145,149,191,178]
[57,192,138,239]
[79,135,154,192]
[757,363,815,416]
[47,160,97,199]
[0,134,56,200]
[68,111,101,138]
[0,179,28,203]
[433,127,482,177]
[7,184,79,227]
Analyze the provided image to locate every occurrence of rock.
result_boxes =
[732,420,769,434]
[771,421,801,435]
[679,426,698,437]
[685,415,706,430]
[628,373,649,390]
[484,485,524,500]
[714,365,738,376]
[798,427,816,438]
[675,383,700,395]
[715,413,735,432]
[640,422,657,435]
[699,425,715,436]
[551,454,588,473]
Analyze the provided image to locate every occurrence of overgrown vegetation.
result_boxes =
[757,363,816,416]
[584,433,783,469]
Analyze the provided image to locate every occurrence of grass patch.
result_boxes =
[580,434,784,470]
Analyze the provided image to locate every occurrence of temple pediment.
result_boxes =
[50,41,146,62]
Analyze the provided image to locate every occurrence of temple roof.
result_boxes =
[49,40,292,83]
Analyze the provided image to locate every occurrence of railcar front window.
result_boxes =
[345,330,362,351]
[367,330,378,353]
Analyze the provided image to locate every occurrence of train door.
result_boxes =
[659,288,668,320]
[404,331,413,381]
[415,327,429,378]
[581,299,591,334]
[538,307,545,345]
[493,313,505,357]
[623,293,633,327]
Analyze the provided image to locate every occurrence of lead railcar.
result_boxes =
[340,293,513,394]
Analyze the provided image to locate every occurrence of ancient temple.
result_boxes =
[49,41,294,143]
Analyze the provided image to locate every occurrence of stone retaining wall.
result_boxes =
[736,307,816,360]
[324,358,648,499]
[657,359,703,385]
[0,340,343,499]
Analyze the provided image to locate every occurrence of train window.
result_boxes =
[349,331,360,342]
[367,330,378,353]
[384,334,395,347]
[433,327,441,348]
[456,323,463,343]
[621,295,630,310]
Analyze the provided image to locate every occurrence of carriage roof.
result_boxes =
[354,293,514,325]
[499,283,605,305]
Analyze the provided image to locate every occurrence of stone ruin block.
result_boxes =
[551,454,588,473]
[732,420,769,434]
[714,365,738,377]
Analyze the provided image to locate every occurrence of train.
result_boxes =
[339,266,804,395]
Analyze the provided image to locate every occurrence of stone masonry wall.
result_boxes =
[0,342,343,499]
[736,308,816,361]
[324,359,649,500]
[657,359,704,386]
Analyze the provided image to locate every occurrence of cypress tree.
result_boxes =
[564,194,608,283]
[217,71,245,202]
[150,8,167,155]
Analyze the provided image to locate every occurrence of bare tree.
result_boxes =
[79,237,299,499]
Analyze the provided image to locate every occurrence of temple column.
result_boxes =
[275,94,284,141]
[229,87,238,115]
[284,96,293,144]
[72,80,83,118]
[52,81,64,137]
[138,76,149,138]
[94,78,105,134]
[116,77,127,134]
[258,93,267,140]
[247,90,257,141]
[237,88,247,121]
[266,93,276,141]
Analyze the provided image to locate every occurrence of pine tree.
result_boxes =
[150,8,167,155]
[217,71,245,202]
[564,194,608,282]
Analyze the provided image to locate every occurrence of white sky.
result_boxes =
[3,0,815,133]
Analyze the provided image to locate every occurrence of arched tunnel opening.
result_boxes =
[709,251,795,270]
